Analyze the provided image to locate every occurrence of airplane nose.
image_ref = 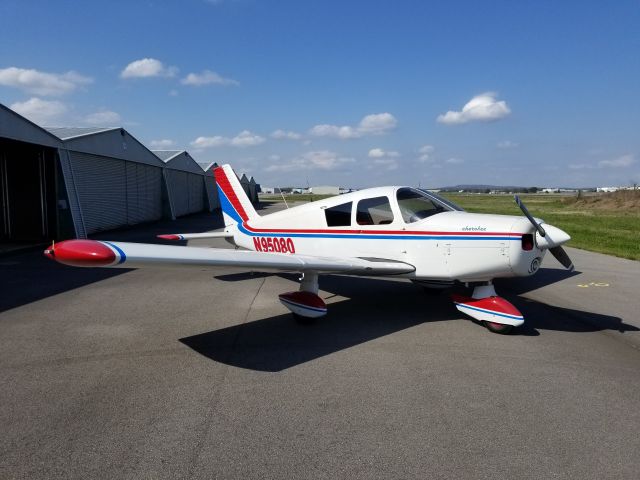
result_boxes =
[535,224,571,249]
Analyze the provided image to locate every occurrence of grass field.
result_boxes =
[260,191,640,260]
[443,191,640,261]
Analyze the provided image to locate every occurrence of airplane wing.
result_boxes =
[44,240,415,276]
[157,232,233,240]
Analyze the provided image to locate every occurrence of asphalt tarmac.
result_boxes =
[1,204,639,479]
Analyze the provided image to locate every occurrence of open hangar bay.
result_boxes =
[0,102,257,249]
[0,202,639,480]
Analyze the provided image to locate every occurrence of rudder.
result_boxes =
[214,164,259,226]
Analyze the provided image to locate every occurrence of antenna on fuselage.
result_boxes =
[279,187,289,209]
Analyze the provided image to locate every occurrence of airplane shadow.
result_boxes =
[0,211,226,313]
[495,267,581,295]
[180,277,455,372]
[180,274,638,372]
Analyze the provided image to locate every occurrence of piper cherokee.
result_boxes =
[44,164,574,334]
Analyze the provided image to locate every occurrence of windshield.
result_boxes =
[417,189,464,212]
[396,188,463,223]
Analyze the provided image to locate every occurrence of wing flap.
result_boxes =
[157,232,233,241]
[45,240,415,276]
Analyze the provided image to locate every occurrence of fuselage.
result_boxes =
[226,186,546,283]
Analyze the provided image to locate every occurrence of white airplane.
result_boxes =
[44,164,574,334]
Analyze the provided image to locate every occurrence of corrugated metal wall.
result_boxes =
[204,177,219,211]
[69,152,162,233]
[165,170,205,217]
[188,174,204,213]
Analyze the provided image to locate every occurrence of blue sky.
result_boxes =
[1,0,639,188]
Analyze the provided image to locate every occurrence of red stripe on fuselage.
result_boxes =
[214,166,523,238]
[214,166,249,222]
[241,222,521,237]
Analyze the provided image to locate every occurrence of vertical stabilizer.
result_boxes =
[214,164,259,226]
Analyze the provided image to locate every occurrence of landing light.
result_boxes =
[521,234,534,251]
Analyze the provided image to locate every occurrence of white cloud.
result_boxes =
[598,154,635,168]
[368,148,385,158]
[120,58,177,79]
[191,130,265,148]
[169,89,179,97]
[368,148,399,158]
[266,150,355,172]
[445,157,464,164]
[418,144,435,162]
[0,67,92,96]
[271,129,302,140]
[84,110,121,126]
[150,139,175,149]
[358,113,398,134]
[181,69,239,86]
[191,136,227,148]
[497,140,518,149]
[437,92,511,125]
[309,112,397,139]
[231,130,266,147]
[10,97,67,125]
[309,124,359,139]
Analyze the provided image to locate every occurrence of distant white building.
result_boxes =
[597,187,619,193]
[310,186,340,195]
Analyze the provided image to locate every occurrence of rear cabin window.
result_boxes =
[356,196,394,225]
[324,202,352,227]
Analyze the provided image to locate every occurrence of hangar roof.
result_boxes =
[45,126,115,140]
[0,103,63,148]
[44,126,164,168]
[152,150,204,174]
[198,161,218,176]
[153,150,182,161]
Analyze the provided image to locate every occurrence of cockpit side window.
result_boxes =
[324,201,352,227]
[356,196,394,225]
[397,188,451,223]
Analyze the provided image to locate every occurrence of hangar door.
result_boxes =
[0,138,57,242]
[69,152,162,233]
[165,170,205,217]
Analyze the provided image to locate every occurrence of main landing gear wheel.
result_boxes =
[483,321,513,335]
[292,312,316,325]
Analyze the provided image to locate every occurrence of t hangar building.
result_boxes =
[0,103,260,247]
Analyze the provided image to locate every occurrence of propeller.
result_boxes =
[549,246,574,271]
[514,195,574,271]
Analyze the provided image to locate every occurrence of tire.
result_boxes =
[293,313,316,325]
[483,321,513,335]
[423,286,446,296]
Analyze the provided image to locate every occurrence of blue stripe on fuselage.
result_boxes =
[218,186,520,242]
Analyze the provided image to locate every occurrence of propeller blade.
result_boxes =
[514,195,546,237]
[550,246,574,271]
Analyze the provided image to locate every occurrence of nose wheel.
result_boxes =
[483,321,513,335]
[452,284,523,334]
